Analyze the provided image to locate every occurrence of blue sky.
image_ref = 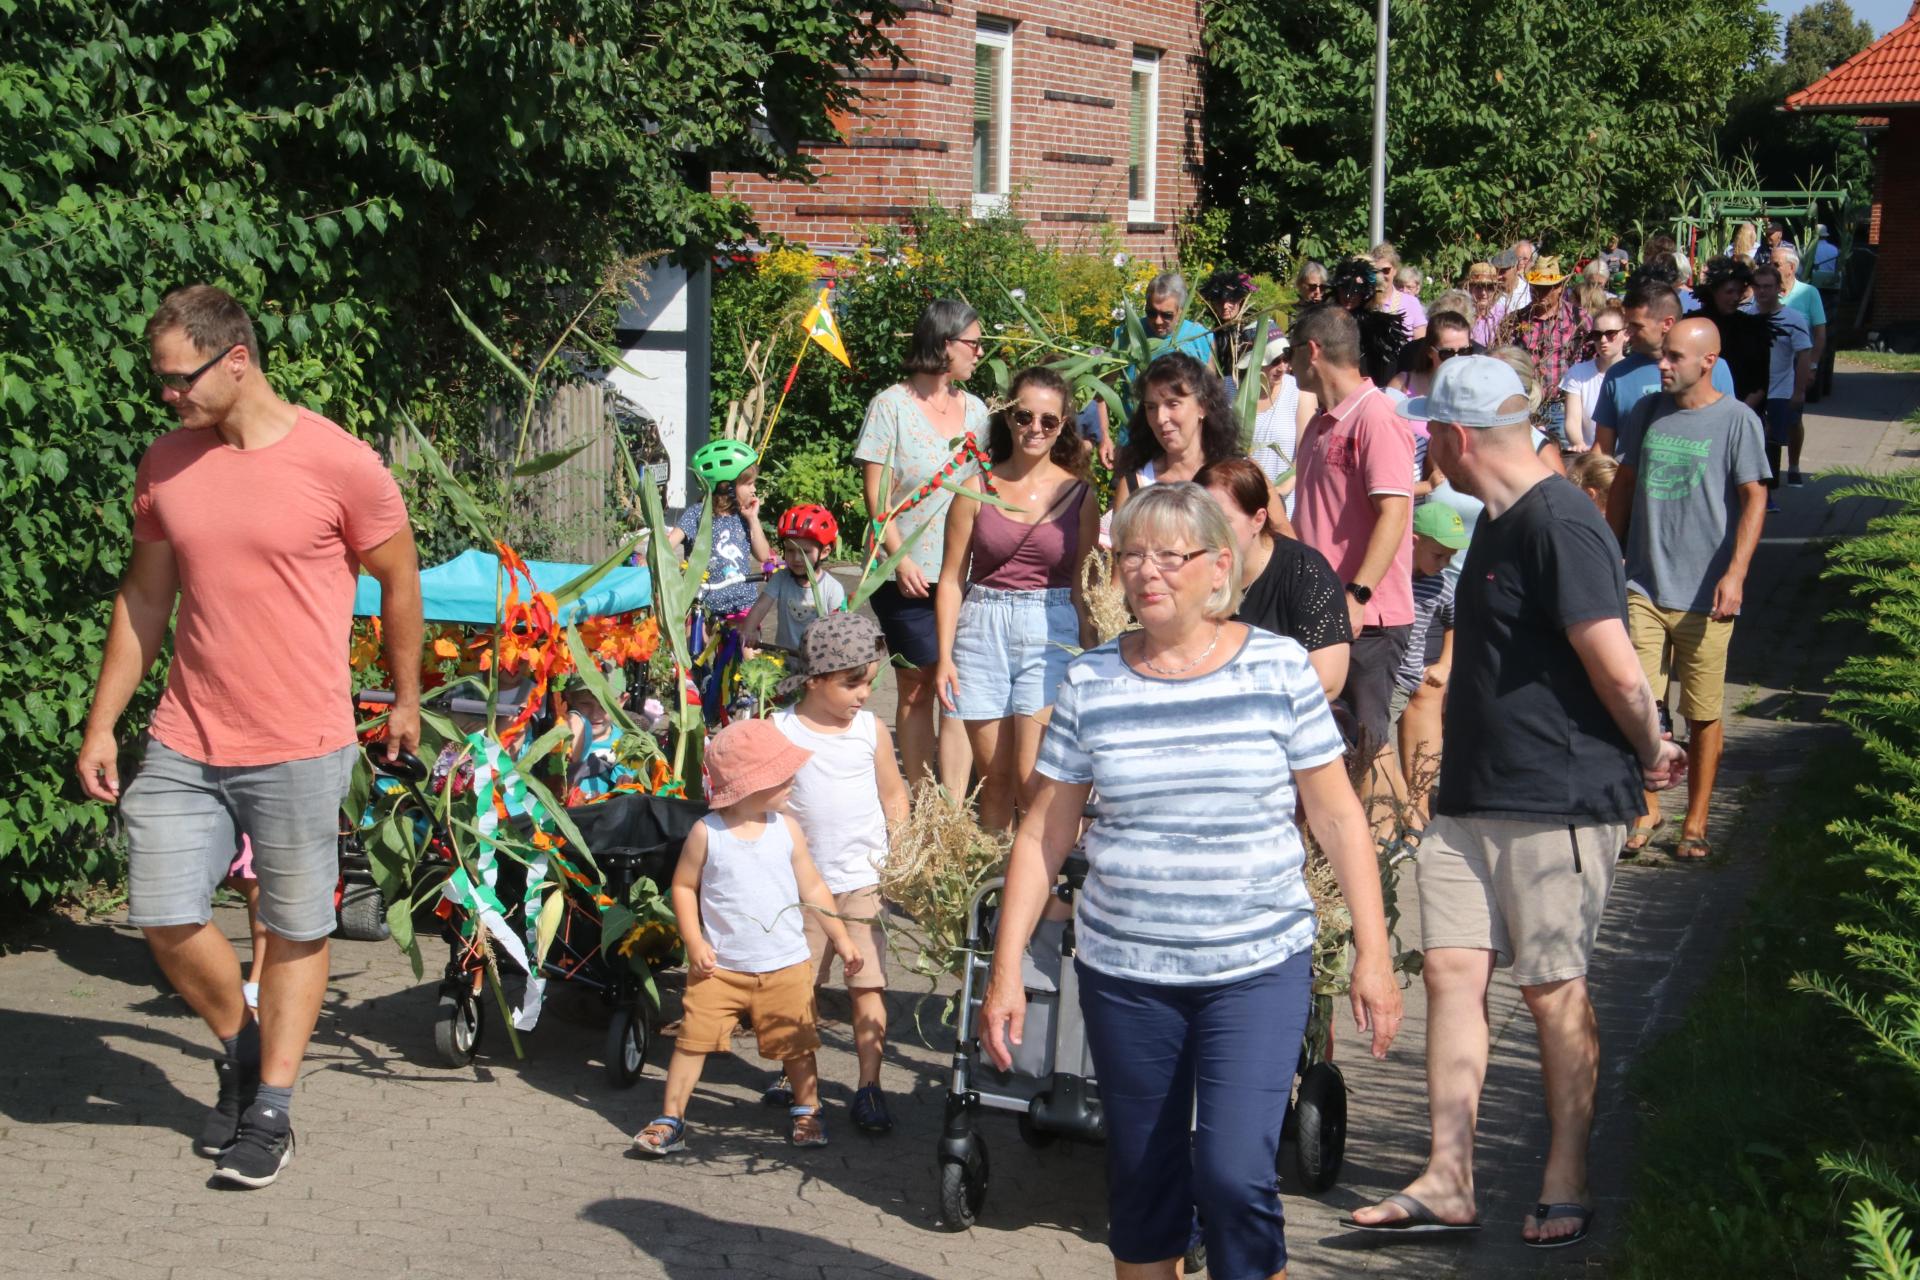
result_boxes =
[1767,0,1910,37]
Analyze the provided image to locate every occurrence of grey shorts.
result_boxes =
[122,739,358,943]
[1414,814,1628,986]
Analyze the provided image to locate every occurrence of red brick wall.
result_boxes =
[718,0,1204,264]
[1870,112,1920,326]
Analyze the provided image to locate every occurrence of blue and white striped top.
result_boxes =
[1036,628,1346,985]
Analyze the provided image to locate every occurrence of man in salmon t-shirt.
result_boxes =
[1289,302,1416,786]
[75,285,423,1190]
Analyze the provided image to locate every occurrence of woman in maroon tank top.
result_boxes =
[934,368,1100,830]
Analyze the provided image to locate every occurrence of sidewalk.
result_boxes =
[0,367,1914,1279]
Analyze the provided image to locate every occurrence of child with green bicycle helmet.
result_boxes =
[668,439,772,615]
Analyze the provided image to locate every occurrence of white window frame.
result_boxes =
[973,21,1013,217]
[1128,50,1160,224]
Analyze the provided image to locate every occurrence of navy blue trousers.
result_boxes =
[1077,950,1313,1280]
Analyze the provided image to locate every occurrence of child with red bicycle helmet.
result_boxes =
[745,503,847,650]
[667,438,773,616]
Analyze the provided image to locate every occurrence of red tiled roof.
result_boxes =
[1786,6,1920,112]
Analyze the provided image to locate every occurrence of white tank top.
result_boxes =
[696,813,811,974]
[774,709,889,894]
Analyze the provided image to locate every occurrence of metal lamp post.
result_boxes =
[1369,0,1389,246]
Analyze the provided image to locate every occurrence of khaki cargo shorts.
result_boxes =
[804,884,889,991]
[1415,815,1628,986]
[677,960,821,1060]
[1629,593,1734,723]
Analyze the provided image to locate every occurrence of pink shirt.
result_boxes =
[133,408,408,765]
[1292,381,1415,628]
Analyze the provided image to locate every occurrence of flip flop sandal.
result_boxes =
[1673,837,1712,861]
[1524,1202,1595,1249]
[631,1115,687,1158]
[788,1105,829,1148]
[1621,822,1661,859]
[1339,1192,1482,1235]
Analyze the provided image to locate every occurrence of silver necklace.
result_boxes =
[1140,623,1223,676]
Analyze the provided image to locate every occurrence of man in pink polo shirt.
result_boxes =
[75,285,422,1190]
[1290,303,1415,771]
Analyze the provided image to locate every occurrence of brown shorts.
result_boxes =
[1415,815,1628,987]
[676,960,820,1060]
[1629,593,1734,722]
[804,884,889,991]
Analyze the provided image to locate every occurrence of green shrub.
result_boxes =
[0,0,894,907]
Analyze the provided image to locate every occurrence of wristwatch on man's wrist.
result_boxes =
[1345,582,1373,604]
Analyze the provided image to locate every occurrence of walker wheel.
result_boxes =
[1017,1111,1056,1149]
[938,1133,989,1229]
[1289,1061,1347,1192]
[433,986,483,1067]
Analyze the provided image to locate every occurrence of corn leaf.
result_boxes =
[577,331,652,381]
[446,292,533,394]
[554,532,646,608]
[562,624,651,743]
[938,475,1027,515]
[845,520,932,614]
[512,439,592,477]
[403,415,494,547]
[1233,314,1270,455]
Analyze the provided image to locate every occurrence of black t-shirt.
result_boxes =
[1234,536,1353,652]
[1437,476,1641,823]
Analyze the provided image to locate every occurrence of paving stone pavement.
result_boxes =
[1,366,1915,1280]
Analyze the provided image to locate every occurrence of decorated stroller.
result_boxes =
[349,548,701,1084]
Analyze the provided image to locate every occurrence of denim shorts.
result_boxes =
[1764,398,1801,448]
[123,739,358,942]
[946,585,1078,720]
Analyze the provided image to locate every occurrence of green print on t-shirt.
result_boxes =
[1641,429,1712,501]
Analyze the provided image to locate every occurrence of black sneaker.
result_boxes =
[194,1057,257,1158]
[851,1084,893,1134]
[210,1105,295,1189]
[1788,469,1805,488]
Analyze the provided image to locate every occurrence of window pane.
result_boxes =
[975,44,999,194]
[1129,70,1148,201]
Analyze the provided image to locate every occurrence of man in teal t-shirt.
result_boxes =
[1592,280,1732,457]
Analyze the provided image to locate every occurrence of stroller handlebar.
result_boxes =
[370,749,430,784]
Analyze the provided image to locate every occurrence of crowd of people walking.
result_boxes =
[76,223,1802,1274]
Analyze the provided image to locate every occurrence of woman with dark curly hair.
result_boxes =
[1111,352,1243,511]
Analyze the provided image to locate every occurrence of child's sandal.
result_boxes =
[788,1105,828,1148]
[632,1115,687,1157]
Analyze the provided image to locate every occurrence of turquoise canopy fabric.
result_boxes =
[353,548,652,624]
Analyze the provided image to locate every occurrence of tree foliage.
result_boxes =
[1204,0,1773,266]
[1718,0,1878,204]
[0,0,896,906]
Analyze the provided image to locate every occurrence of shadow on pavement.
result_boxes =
[0,1007,207,1139]
[583,1196,942,1277]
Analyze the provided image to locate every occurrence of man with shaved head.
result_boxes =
[1590,280,1735,457]
[1606,317,1769,861]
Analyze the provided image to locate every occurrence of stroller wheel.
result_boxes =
[604,1005,649,1088]
[335,883,390,942]
[433,986,483,1067]
[1289,1061,1347,1193]
[1182,1242,1208,1275]
[1017,1111,1056,1150]
[937,1132,989,1229]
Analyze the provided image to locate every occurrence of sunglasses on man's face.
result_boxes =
[1435,345,1472,361]
[1009,408,1064,434]
[1300,283,1328,298]
[152,343,238,393]
[1145,306,1178,323]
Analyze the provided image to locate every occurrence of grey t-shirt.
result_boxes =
[1617,392,1771,614]
[759,567,847,649]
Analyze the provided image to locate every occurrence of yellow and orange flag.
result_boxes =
[801,287,851,368]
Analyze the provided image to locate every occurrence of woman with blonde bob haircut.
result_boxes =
[979,482,1403,1280]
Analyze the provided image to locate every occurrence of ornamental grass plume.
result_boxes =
[1079,547,1131,645]
[880,778,1010,980]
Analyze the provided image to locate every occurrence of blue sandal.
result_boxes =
[632,1115,687,1157]
[788,1105,828,1147]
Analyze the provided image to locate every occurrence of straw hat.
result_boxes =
[1524,255,1571,287]
[1466,261,1499,286]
